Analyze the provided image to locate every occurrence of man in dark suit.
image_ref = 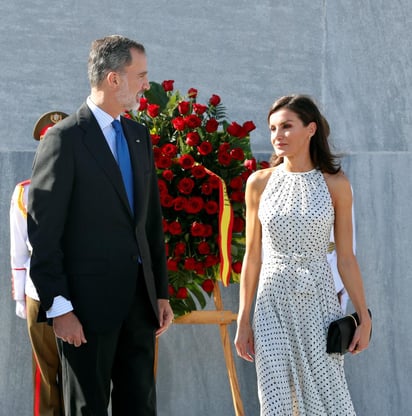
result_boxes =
[27,35,173,415]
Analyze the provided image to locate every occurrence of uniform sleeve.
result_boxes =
[10,184,30,301]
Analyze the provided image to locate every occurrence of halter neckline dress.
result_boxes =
[254,164,356,415]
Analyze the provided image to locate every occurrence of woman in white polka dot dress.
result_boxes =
[234,95,371,415]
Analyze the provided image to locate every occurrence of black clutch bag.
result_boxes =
[327,309,372,354]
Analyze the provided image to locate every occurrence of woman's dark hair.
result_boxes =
[267,94,340,174]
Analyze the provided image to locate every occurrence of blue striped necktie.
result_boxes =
[112,119,134,213]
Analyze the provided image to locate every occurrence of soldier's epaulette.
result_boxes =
[16,178,31,187]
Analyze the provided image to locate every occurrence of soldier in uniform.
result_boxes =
[10,111,67,416]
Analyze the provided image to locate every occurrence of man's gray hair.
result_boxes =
[88,35,145,87]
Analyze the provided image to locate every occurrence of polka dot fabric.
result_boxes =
[254,165,356,415]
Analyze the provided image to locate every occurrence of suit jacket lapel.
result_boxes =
[77,104,133,217]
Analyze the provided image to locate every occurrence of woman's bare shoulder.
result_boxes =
[323,170,352,202]
[247,167,276,193]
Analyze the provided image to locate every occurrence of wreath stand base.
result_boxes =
[155,282,245,416]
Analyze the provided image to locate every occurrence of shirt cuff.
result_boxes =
[46,296,74,318]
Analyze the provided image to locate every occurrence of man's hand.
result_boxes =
[156,299,174,337]
[53,311,87,347]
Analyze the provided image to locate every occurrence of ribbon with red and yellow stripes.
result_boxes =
[205,168,233,286]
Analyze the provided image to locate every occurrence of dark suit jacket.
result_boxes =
[28,103,169,332]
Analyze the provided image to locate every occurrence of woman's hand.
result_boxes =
[348,315,372,354]
[234,321,255,362]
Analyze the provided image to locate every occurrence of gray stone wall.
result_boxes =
[1,1,411,414]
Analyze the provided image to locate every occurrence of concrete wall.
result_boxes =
[1,1,411,414]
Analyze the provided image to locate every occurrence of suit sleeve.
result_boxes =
[27,126,73,310]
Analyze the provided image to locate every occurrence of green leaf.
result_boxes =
[144,82,169,111]
[189,284,207,309]
[184,294,197,311]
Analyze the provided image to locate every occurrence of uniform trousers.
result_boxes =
[26,296,64,416]
[58,268,158,416]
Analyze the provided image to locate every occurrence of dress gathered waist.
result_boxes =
[263,251,326,265]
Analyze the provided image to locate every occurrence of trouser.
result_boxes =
[58,270,158,416]
[26,296,64,416]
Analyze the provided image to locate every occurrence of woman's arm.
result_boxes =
[235,169,272,361]
[326,172,372,353]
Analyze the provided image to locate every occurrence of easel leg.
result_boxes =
[214,283,245,416]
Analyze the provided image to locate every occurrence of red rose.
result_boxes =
[229,176,243,190]
[174,242,186,256]
[203,224,213,237]
[172,116,186,131]
[218,152,232,166]
[209,94,221,106]
[167,259,179,272]
[201,279,214,293]
[185,114,202,129]
[138,97,148,111]
[201,182,213,195]
[151,134,161,145]
[208,176,220,189]
[204,255,219,267]
[156,155,173,169]
[191,165,207,179]
[194,262,205,276]
[153,147,161,159]
[197,141,213,156]
[190,222,205,237]
[244,158,257,171]
[197,241,211,255]
[173,197,187,211]
[168,221,182,235]
[176,287,188,299]
[160,193,174,208]
[186,131,200,146]
[232,261,242,274]
[123,112,132,119]
[227,122,247,138]
[162,80,174,92]
[157,179,168,194]
[184,257,197,271]
[232,216,245,233]
[147,104,160,118]
[161,143,178,157]
[187,87,198,98]
[178,101,190,115]
[230,147,245,161]
[218,142,230,154]
[205,118,219,133]
[204,200,218,215]
[168,284,176,296]
[162,169,174,181]
[186,197,204,214]
[193,103,207,115]
[243,120,256,133]
[241,170,253,181]
[259,161,270,169]
[178,154,195,170]
[177,177,195,195]
[230,191,245,203]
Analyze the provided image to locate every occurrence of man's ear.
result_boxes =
[107,71,118,87]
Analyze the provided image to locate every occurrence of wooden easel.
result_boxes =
[155,283,244,416]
